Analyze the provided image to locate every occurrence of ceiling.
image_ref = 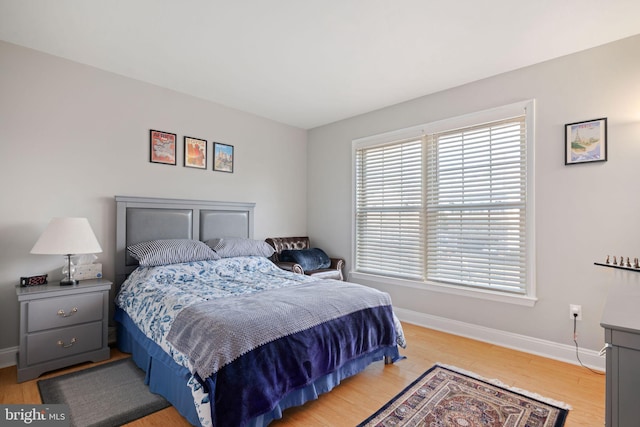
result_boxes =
[1,1,640,129]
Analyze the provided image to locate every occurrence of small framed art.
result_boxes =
[150,129,177,165]
[565,118,607,165]
[184,136,207,169]
[213,142,234,173]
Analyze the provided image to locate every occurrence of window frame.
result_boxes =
[351,100,537,306]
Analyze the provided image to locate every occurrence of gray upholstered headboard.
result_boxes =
[115,195,255,290]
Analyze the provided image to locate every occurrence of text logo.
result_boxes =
[1,405,69,426]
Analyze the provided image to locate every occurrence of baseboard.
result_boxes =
[394,307,605,371]
[0,346,17,369]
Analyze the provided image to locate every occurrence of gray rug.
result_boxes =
[38,358,170,427]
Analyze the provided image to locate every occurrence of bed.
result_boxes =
[113,196,405,427]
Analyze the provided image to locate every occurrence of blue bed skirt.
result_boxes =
[115,307,399,426]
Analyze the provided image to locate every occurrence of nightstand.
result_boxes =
[15,278,112,382]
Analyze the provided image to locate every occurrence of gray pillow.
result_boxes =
[128,239,220,267]
[206,237,276,258]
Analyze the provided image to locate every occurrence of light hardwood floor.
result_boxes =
[0,322,605,426]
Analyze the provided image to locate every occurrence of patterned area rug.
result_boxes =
[358,364,570,427]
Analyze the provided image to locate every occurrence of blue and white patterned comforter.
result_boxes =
[115,256,405,427]
[115,256,321,368]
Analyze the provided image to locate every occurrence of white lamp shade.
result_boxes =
[31,217,103,255]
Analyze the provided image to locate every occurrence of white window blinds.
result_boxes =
[425,117,527,293]
[354,104,531,296]
[355,138,425,280]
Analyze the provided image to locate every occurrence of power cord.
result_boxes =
[573,313,604,375]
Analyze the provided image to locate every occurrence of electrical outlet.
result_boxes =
[569,304,582,320]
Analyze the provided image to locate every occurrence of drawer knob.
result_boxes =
[57,337,77,348]
[57,307,78,317]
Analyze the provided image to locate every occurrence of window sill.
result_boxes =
[349,271,538,307]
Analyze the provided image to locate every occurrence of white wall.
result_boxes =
[3,34,639,368]
[0,41,308,351]
[308,35,640,358]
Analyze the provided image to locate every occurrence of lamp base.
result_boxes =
[61,254,78,286]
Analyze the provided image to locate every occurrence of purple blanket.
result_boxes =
[166,280,400,427]
[167,280,395,378]
[207,306,398,426]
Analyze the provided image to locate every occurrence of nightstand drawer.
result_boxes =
[27,292,103,332]
[26,322,103,365]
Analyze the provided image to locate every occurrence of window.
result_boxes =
[353,100,535,299]
[355,138,425,280]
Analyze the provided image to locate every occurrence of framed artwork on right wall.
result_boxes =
[565,117,607,165]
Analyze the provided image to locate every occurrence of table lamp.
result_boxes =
[31,217,103,286]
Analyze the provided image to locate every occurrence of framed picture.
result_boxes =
[184,136,207,169]
[565,118,607,165]
[150,129,177,165]
[213,142,234,173]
